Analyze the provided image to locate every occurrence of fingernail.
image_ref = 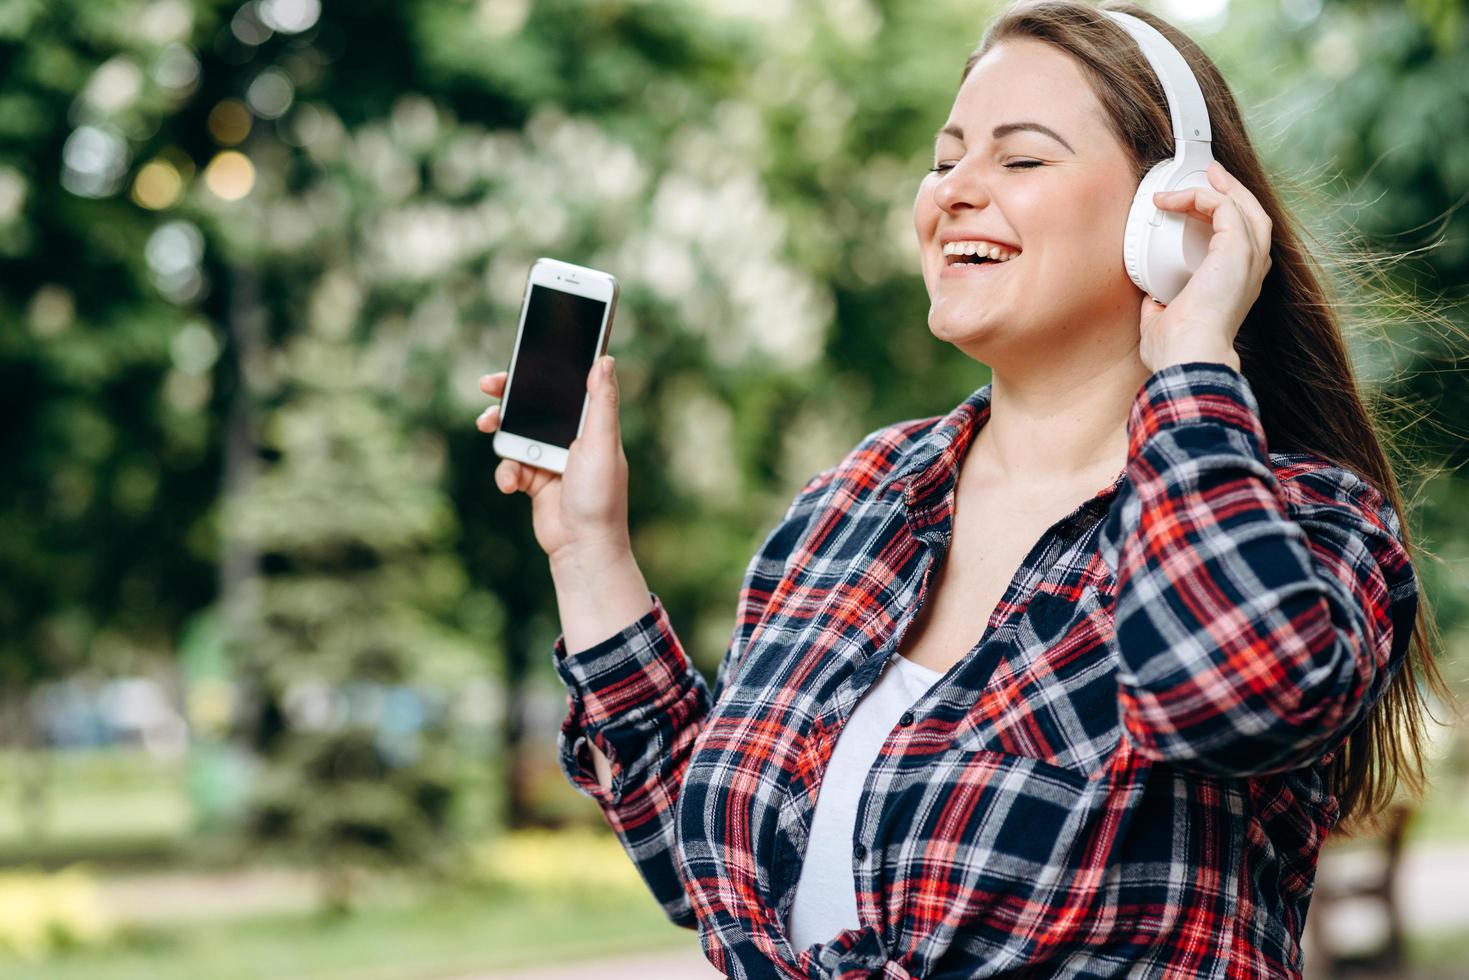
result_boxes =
[603,355,615,377]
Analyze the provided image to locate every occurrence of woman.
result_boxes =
[475,2,1445,977]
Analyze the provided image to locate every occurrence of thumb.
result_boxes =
[584,355,620,449]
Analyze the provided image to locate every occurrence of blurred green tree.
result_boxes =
[0,0,218,835]
[226,278,487,910]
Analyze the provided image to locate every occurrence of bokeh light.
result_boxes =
[203,150,256,200]
[135,0,194,44]
[0,166,26,224]
[170,321,222,375]
[474,0,530,38]
[246,68,294,119]
[152,42,201,94]
[131,159,184,209]
[145,220,205,302]
[1159,0,1230,31]
[60,125,129,198]
[282,103,322,146]
[1280,0,1324,23]
[259,0,321,34]
[27,285,75,338]
[208,99,253,144]
[230,2,273,45]
[81,56,144,115]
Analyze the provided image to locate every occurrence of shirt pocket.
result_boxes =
[959,584,1123,780]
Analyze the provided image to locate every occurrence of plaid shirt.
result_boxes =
[551,362,1418,979]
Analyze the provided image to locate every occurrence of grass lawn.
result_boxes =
[1404,777,1469,846]
[0,749,191,868]
[1409,924,1469,973]
[3,882,694,980]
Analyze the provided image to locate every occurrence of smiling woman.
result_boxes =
[502,1,1454,978]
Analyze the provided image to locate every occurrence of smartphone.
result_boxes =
[492,257,619,475]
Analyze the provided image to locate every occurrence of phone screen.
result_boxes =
[499,283,608,450]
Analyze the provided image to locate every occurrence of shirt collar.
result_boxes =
[874,382,994,502]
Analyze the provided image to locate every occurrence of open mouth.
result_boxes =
[943,253,1017,271]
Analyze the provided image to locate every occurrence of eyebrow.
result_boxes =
[933,121,1076,154]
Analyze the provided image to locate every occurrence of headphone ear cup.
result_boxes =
[1123,160,1178,300]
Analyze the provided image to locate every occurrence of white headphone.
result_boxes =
[1103,10,1215,305]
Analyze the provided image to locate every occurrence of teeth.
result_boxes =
[943,240,1019,262]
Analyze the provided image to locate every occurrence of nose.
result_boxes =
[931,159,992,215]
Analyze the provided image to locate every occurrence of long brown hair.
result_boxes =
[965,0,1456,834]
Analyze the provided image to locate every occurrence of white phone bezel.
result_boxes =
[492,256,618,475]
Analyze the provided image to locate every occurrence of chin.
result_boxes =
[928,297,1001,336]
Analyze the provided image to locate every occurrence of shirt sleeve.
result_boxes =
[1097,361,1420,777]
[549,465,838,928]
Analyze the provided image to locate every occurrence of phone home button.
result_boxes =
[527,445,542,460]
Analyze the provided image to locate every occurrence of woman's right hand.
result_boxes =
[476,355,632,564]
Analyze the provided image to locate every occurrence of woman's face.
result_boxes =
[914,39,1142,367]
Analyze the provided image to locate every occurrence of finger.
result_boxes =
[495,459,522,494]
[1204,162,1273,252]
[583,355,620,453]
[1162,192,1270,273]
[475,403,500,433]
[1204,162,1261,220]
[1155,188,1263,263]
[1231,187,1274,258]
[1154,186,1252,234]
[1205,160,1235,191]
[521,463,556,496]
[1153,185,1225,224]
[1211,190,1270,263]
[479,372,507,397]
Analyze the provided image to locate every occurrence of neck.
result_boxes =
[968,349,1152,494]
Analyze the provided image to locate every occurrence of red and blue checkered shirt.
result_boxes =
[551,361,1419,979]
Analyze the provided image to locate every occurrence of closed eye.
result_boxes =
[928,160,1044,174]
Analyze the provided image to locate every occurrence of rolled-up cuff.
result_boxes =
[1127,361,1266,460]
[551,592,690,728]
[551,592,695,804]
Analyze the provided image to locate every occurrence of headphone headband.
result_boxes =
[1100,10,1217,304]
[1102,10,1213,148]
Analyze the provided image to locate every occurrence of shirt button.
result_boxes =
[853,842,867,861]
[898,711,914,726]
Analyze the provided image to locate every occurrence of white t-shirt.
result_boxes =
[786,651,945,953]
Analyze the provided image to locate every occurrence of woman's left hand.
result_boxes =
[1137,160,1273,374]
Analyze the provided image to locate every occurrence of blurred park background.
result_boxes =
[1,0,1468,976]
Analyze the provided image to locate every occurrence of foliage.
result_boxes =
[468,825,651,901]
[227,287,491,909]
[0,0,218,687]
[0,866,115,960]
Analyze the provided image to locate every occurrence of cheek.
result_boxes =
[1072,175,1134,245]
[913,188,942,283]
[913,181,939,232]
[1022,181,1127,266]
